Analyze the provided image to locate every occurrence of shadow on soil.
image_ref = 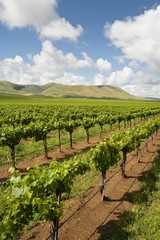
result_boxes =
[89,154,160,240]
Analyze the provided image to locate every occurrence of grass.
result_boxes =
[0,91,159,105]
[64,148,100,199]
[62,166,100,201]
[98,149,160,240]
[125,150,160,240]
[70,168,99,197]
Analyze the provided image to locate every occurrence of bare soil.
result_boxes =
[0,133,159,240]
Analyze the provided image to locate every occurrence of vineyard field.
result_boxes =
[0,98,160,167]
[0,98,160,239]
[9,130,160,240]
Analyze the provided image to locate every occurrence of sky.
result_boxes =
[0,0,160,98]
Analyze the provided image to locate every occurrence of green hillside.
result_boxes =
[0,81,141,100]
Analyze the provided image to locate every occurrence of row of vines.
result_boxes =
[0,115,160,239]
[0,104,160,167]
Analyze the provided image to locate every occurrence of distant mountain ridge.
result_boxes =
[0,80,141,99]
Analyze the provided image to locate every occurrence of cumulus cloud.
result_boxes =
[94,66,133,86]
[0,0,83,42]
[38,18,83,41]
[122,84,160,98]
[133,71,156,85]
[0,41,103,85]
[92,66,159,97]
[96,58,112,72]
[78,52,94,68]
[32,41,93,72]
[107,67,133,86]
[0,0,57,28]
[0,54,87,85]
[4,55,23,64]
[104,5,160,73]
[54,72,86,85]
[0,55,36,84]
[94,74,106,85]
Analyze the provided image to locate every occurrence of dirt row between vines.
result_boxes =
[0,124,143,181]
[0,123,149,181]
[0,133,106,181]
[0,130,159,240]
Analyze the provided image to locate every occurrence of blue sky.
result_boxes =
[0,0,160,98]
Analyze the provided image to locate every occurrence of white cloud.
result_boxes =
[4,55,23,64]
[38,18,83,41]
[94,66,134,87]
[96,58,112,72]
[78,52,94,68]
[0,0,83,42]
[93,67,160,98]
[0,0,57,28]
[104,5,160,73]
[122,84,160,98]
[1,47,160,98]
[128,60,139,69]
[0,55,36,84]
[54,72,86,85]
[133,71,155,85]
[32,41,93,71]
[94,74,106,85]
[107,67,133,86]
[0,41,98,85]
[0,54,87,86]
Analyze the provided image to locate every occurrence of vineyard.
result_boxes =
[0,99,160,239]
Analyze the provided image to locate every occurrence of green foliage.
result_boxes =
[0,125,24,147]
[81,117,94,130]
[0,156,90,239]
[54,120,65,131]
[96,115,107,127]
[110,130,136,153]
[64,120,79,133]
[0,102,160,164]
[90,140,120,174]
[26,121,53,142]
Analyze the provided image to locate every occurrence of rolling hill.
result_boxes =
[0,80,141,100]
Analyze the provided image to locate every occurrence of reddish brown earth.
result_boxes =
[0,135,101,181]
[0,133,159,240]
